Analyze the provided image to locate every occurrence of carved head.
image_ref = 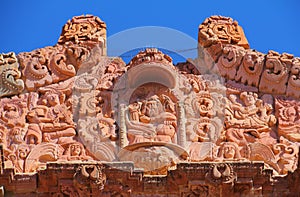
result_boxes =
[240,92,257,106]
[218,142,241,160]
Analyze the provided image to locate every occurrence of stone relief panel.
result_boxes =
[126,83,178,144]
[0,13,300,183]
[1,14,300,196]
[275,97,300,142]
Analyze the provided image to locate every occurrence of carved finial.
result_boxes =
[58,15,107,55]
[198,15,249,49]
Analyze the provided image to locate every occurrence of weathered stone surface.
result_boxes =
[259,51,291,95]
[0,14,300,196]
[58,14,107,56]
[0,52,24,97]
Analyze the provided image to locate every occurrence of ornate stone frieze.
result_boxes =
[0,13,300,196]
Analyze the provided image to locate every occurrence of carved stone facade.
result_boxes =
[0,14,300,196]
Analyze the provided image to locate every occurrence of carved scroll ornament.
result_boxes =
[0,52,24,97]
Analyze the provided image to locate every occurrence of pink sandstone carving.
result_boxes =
[0,14,300,196]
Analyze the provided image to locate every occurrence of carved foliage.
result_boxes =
[74,164,106,191]
[0,52,24,97]
[205,163,236,185]
[18,46,76,91]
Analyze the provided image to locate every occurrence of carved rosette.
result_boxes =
[0,52,24,97]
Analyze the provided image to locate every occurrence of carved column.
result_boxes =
[119,104,128,149]
[177,101,187,148]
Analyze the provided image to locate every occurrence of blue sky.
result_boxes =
[1,0,299,60]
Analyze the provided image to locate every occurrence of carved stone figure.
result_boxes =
[215,142,243,161]
[127,94,177,144]
[225,92,277,146]
[26,90,76,144]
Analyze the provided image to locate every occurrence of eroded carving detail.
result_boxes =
[276,97,300,142]
[0,52,24,97]
[235,49,265,87]
[216,45,245,80]
[58,15,107,56]
[198,15,249,62]
[128,48,173,69]
[205,163,236,184]
[259,51,291,94]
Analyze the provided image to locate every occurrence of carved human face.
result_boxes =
[144,100,160,117]
[3,104,19,119]
[241,92,256,106]
[223,144,235,159]
[46,93,60,106]
[70,144,82,156]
